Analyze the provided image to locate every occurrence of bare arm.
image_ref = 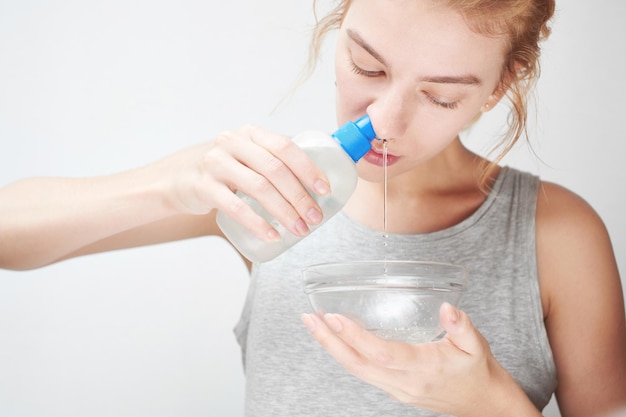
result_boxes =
[0,128,330,271]
[0,167,218,270]
[537,182,626,417]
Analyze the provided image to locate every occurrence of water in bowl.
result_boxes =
[307,280,463,343]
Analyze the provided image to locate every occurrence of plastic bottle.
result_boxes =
[216,115,376,263]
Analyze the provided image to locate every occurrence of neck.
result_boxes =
[343,139,499,234]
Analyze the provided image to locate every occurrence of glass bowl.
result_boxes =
[302,260,467,344]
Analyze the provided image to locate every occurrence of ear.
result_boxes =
[481,67,517,113]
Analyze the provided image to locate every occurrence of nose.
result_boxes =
[366,85,412,141]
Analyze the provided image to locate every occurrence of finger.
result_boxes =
[229,127,326,234]
[229,164,313,237]
[247,126,331,197]
[321,313,418,370]
[439,303,487,356]
[214,130,318,237]
[207,142,306,238]
[211,181,282,242]
[302,313,358,357]
[301,313,403,391]
[243,126,327,227]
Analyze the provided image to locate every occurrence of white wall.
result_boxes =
[0,1,623,416]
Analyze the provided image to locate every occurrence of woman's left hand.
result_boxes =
[301,303,541,417]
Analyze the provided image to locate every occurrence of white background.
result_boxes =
[0,1,624,416]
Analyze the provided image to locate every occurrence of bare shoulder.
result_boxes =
[535,180,609,244]
[534,180,619,282]
[535,181,626,416]
[534,180,619,312]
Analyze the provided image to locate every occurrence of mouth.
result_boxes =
[363,148,400,167]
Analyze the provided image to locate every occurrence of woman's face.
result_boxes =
[335,0,510,181]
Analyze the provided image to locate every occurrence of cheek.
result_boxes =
[419,117,463,142]
[406,114,470,156]
[395,111,474,160]
[414,100,484,141]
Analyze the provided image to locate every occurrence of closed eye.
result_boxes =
[423,91,459,110]
[350,59,384,78]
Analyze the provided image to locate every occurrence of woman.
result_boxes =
[1,0,624,416]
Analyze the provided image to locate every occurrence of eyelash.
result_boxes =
[349,60,383,78]
[349,59,459,110]
[424,92,459,110]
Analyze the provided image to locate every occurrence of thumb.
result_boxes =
[440,302,486,356]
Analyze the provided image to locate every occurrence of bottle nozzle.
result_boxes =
[332,115,376,162]
[355,115,376,141]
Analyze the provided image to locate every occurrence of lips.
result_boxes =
[363,148,400,167]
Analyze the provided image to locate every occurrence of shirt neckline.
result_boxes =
[335,166,513,242]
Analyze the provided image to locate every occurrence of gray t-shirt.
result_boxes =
[235,167,557,416]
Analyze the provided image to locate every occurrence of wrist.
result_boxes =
[482,361,543,417]
[140,144,215,216]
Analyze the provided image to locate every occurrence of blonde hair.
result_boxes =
[308,0,555,190]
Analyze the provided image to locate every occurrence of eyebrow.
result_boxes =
[420,75,482,86]
[346,28,482,86]
[347,29,388,66]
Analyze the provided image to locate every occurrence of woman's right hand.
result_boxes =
[160,124,330,242]
[0,125,329,270]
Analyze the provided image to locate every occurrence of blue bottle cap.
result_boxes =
[331,115,376,162]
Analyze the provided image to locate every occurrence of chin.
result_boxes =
[355,164,386,183]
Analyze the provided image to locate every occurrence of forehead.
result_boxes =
[342,0,509,80]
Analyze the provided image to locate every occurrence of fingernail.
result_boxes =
[324,313,343,333]
[306,207,323,225]
[266,228,280,241]
[447,303,459,324]
[295,218,309,236]
[302,314,316,332]
[314,179,330,196]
